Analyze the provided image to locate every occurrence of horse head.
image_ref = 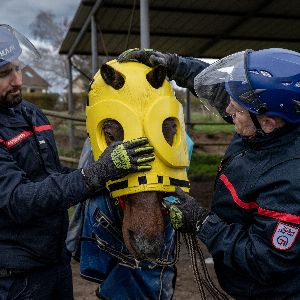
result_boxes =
[86,60,190,260]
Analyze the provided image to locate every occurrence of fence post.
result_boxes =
[67,57,75,148]
[185,88,191,134]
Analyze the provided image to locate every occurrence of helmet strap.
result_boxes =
[249,112,266,136]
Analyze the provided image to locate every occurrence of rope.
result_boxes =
[153,230,180,267]
[87,218,228,299]
[183,233,206,298]
[70,60,92,81]
[124,0,137,50]
[183,233,229,300]
[95,21,109,62]
[88,229,180,269]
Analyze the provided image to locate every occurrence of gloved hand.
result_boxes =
[82,137,155,193]
[163,187,209,233]
[117,48,178,78]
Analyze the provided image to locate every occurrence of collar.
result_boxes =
[242,123,300,150]
[0,101,29,127]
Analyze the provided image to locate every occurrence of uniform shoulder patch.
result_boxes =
[272,222,299,250]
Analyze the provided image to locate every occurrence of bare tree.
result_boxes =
[29,10,92,92]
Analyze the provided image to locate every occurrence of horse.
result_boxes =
[86,60,191,260]
[100,118,178,259]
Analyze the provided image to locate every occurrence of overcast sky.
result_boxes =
[0,0,81,41]
[0,0,82,92]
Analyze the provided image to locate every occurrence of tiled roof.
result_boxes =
[22,66,50,88]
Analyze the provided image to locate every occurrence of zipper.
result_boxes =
[214,150,248,190]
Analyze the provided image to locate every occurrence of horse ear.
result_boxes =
[146,65,167,89]
[100,63,125,90]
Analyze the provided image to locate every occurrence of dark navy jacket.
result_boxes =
[173,57,300,299]
[199,126,300,300]
[0,100,88,270]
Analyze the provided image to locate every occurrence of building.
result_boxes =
[71,74,90,94]
[22,66,50,93]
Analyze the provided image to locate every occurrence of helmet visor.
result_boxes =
[194,50,266,117]
[0,24,41,69]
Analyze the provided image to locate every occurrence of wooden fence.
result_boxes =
[42,110,232,165]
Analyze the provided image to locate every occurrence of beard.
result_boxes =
[0,89,22,108]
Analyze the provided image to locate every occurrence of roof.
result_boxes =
[22,66,50,88]
[59,0,300,59]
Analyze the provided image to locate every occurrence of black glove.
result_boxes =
[117,48,178,78]
[82,137,155,193]
[164,187,209,233]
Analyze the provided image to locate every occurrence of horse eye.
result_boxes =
[102,119,124,145]
[107,133,115,142]
[162,117,177,146]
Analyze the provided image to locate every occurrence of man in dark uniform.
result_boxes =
[118,48,300,300]
[0,26,154,300]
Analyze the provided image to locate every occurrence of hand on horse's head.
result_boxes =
[81,137,155,194]
[117,48,179,78]
[164,187,210,233]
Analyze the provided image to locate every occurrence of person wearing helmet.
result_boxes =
[118,48,300,299]
[0,26,154,300]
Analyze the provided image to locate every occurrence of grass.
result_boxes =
[190,111,235,134]
[192,124,234,135]
[188,151,223,178]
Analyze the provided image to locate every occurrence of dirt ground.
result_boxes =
[72,178,233,300]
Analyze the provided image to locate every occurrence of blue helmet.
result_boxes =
[195,48,300,123]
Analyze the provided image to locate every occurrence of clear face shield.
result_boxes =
[194,50,267,119]
[0,24,41,70]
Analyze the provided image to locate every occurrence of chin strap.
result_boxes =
[249,112,266,137]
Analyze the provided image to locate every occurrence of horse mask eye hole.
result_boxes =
[102,120,124,145]
[162,117,177,145]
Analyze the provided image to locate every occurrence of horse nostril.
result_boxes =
[128,229,135,240]
[128,229,164,259]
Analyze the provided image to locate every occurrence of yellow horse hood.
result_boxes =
[86,60,190,197]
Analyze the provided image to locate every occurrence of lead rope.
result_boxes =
[154,231,229,299]
[115,198,227,298]
[183,233,229,300]
[183,233,205,298]
[153,230,180,266]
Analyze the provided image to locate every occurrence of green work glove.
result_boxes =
[82,137,155,193]
[164,187,210,233]
[117,48,178,78]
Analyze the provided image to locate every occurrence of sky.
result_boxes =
[0,0,82,92]
[0,0,81,42]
